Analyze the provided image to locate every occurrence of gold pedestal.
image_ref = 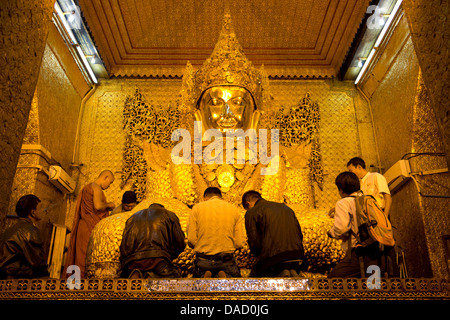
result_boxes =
[0,278,448,300]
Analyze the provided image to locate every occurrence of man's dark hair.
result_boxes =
[16,194,41,218]
[242,190,262,209]
[203,187,222,198]
[347,157,366,169]
[122,191,137,204]
[149,203,165,208]
[335,172,360,195]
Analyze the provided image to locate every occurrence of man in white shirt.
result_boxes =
[327,172,382,278]
[187,187,245,278]
[347,157,392,218]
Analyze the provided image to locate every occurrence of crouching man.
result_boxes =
[242,190,305,277]
[119,203,186,278]
[0,194,49,279]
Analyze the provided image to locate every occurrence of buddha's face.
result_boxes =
[197,86,256,132]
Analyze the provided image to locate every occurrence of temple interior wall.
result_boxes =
[3,24,90,254]
[360,14,450,278]
[0,0,55,225]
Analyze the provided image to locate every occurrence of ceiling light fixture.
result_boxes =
[86,54,98,64]
[54,1,98,84]
[355,0,403,85]
[379,13,391,26]
[64,10,76,23]
[357,58,367,68]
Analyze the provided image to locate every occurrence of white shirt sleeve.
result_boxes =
[374,173,390,195]
[328,198,352,240]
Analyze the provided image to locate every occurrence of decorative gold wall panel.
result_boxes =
[403,0,450,168]
[6,40,86,250]
[75,78,364,222]
[71,77,371,278]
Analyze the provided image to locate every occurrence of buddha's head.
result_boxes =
[197,85,256,132]
[180,12,271,133]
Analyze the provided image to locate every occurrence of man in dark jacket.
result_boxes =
[242,190,305,277]
[0,194,49,279]
[119,203,186,278]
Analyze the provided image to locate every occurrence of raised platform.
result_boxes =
[0,277,449,300]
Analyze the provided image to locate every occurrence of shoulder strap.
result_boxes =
[346,208,361,256]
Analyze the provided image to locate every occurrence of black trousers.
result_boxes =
[123,258,181,278]
[328,248,393,278]
[250,259,306,277]
[194,253,241,278]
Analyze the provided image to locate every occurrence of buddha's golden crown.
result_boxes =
[181,12,270,111]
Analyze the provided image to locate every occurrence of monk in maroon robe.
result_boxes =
[64,170,115,278]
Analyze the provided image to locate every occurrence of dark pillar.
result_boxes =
[0,1,55,222]
[403,0,450,167]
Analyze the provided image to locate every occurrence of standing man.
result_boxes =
[64,170,115,278]
[347,157,392,217]
[187,187,245,278]
[242,190,305,277]
[346,157,399,277]
[0,194,49,279]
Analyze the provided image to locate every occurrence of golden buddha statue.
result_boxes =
[196,86,258,133]
[85,13,343,278]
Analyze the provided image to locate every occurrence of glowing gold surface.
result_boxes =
[192,14,266,111]
[1,278,448,300]
[198,86,256,132]
[81,14,364,279]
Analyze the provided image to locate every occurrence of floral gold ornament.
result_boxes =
[206,172,216,182]
[192,13,265,107]
[235,171,245,181]
[216,164,236,189]
[193,12,265,133]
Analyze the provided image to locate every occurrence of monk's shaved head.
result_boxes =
[96,170,115,190]
[98,170,114,179]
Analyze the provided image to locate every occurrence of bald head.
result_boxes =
[95,170,115,190]
[98,170,114,178]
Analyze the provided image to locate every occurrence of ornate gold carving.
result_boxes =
[192,13,268,112]
[121,88,192,201]
[270,92,324,189]
[274,93,319,146]
[1,278,449,300]
[123,89,183,148]
[216,164,235,189]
